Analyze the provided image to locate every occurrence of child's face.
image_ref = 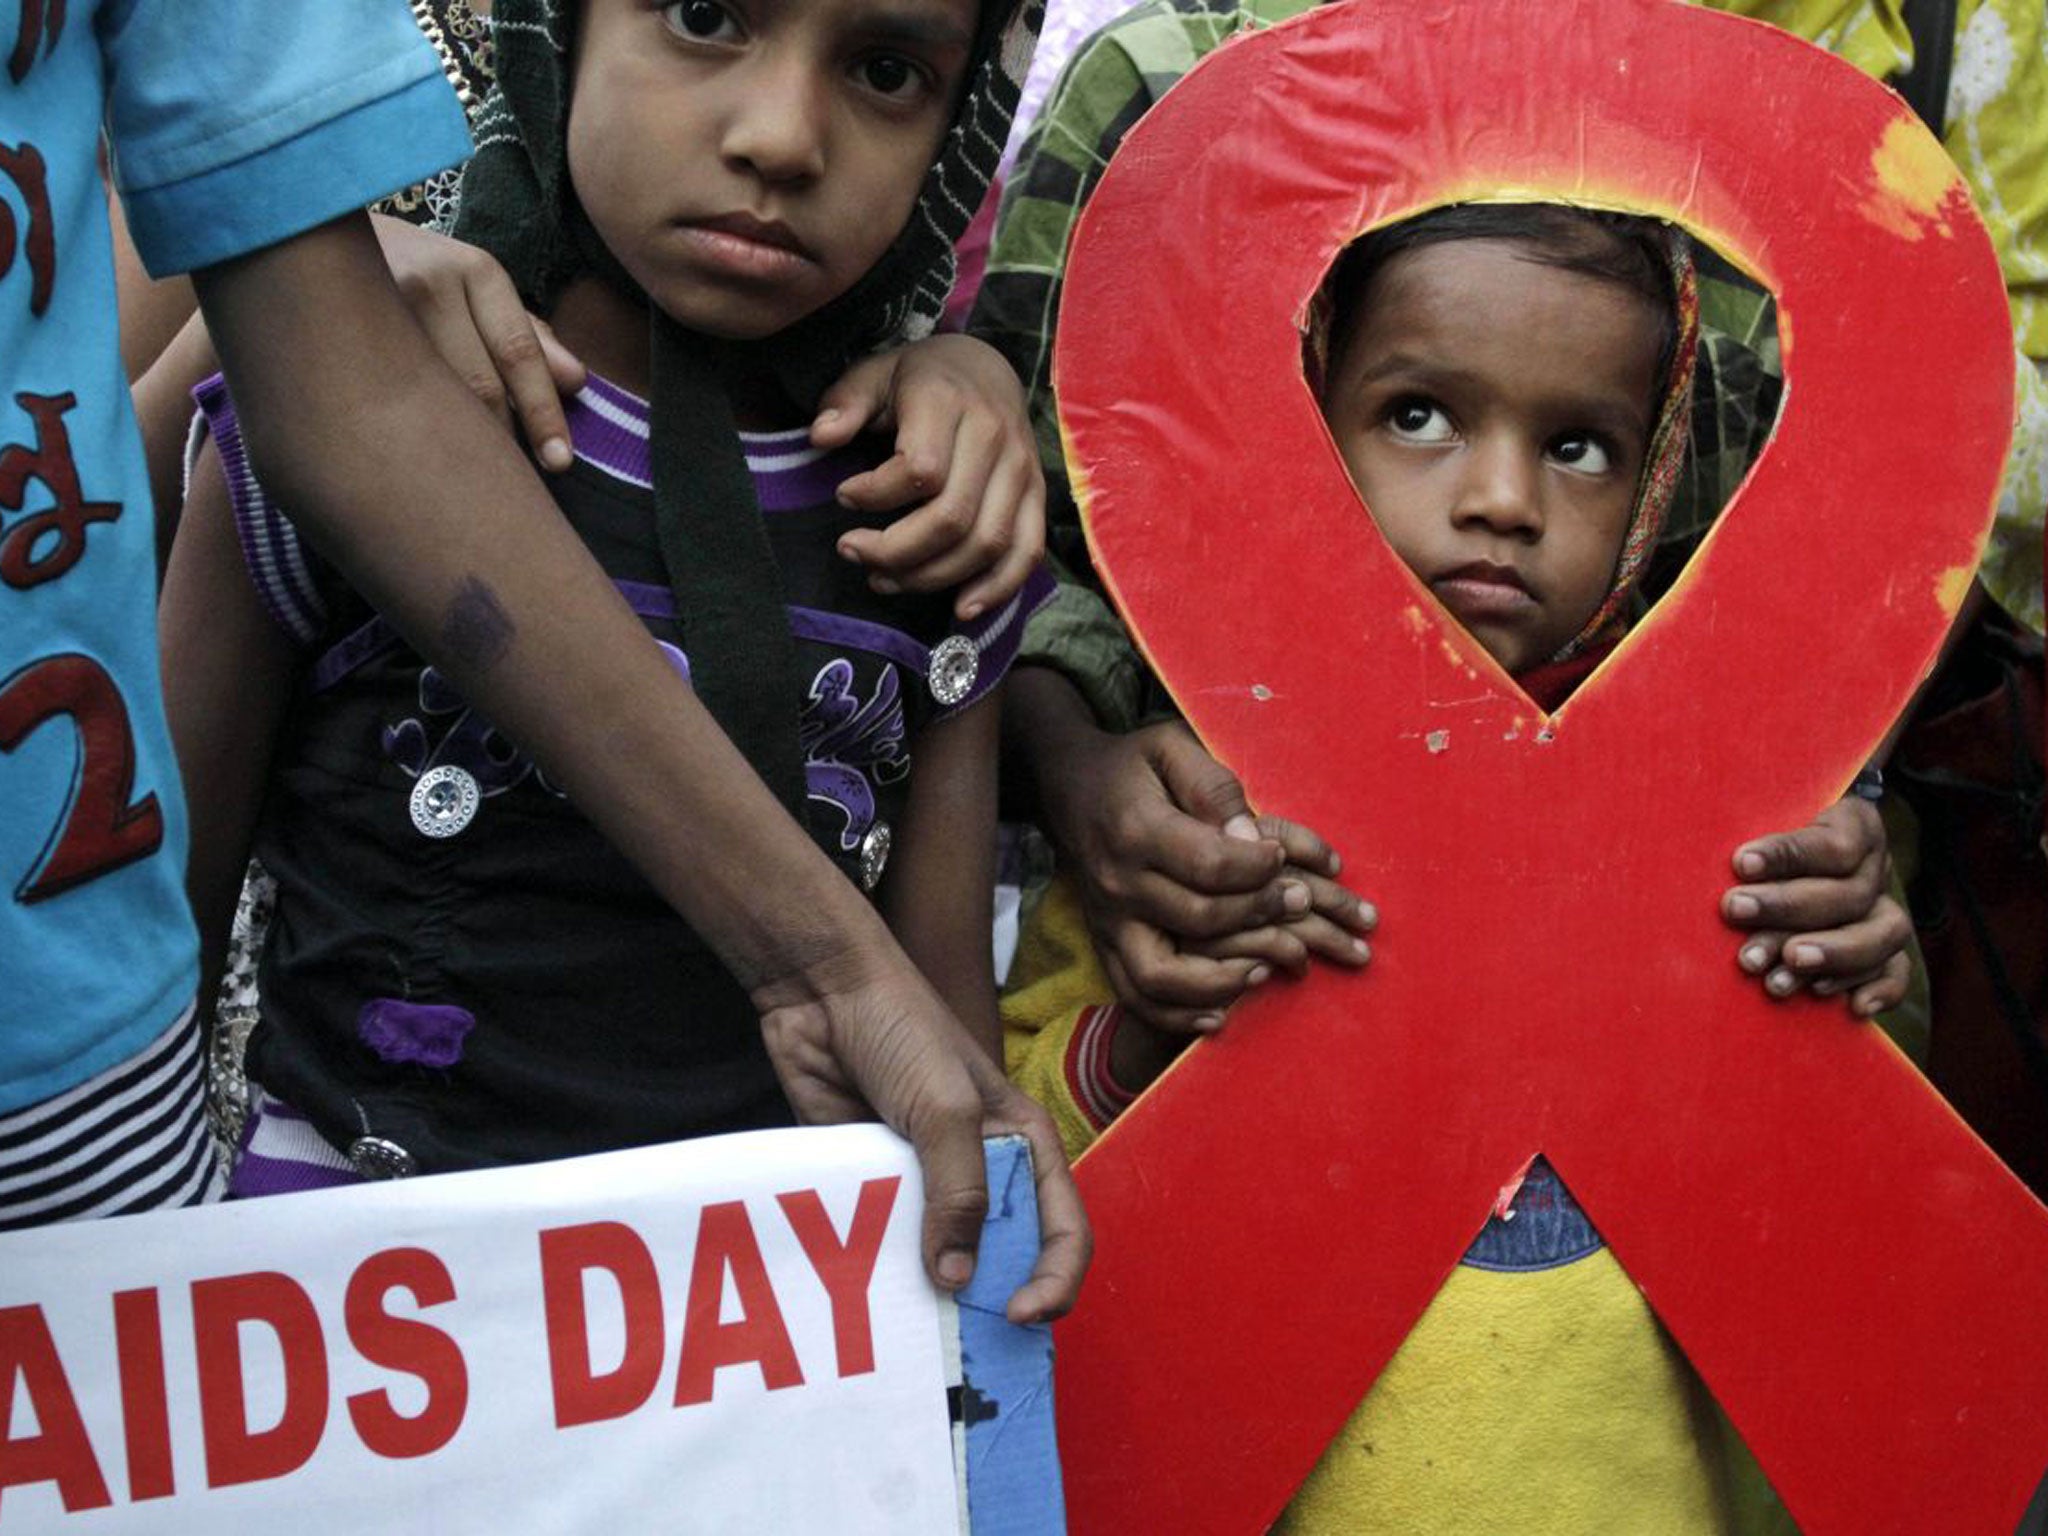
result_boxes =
[1322,238,1665,675]
[568,0,976,340]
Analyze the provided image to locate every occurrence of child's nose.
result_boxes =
[722,58,829,184]
[1451,437,1543,539]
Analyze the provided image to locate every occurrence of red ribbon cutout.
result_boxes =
[1050,2,2048,1531]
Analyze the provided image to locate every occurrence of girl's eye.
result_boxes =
[1549,434,1615,475]
[663,0,740,42]
[856,52,928,98]
[1385,398,1454,444]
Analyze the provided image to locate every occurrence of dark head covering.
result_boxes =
[453,0,1040,810]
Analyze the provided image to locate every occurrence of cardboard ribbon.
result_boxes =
[1050,1,2048,1530]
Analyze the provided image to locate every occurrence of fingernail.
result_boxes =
[1356,902,1379,929]
[1325,851,1342,875]
[539,438,572,472]
[1224,815,1259,842]
[1726,893,1760,922]
[1766,969,1796,997]
[1735,850,1766,879]
[1813,979,1839,996]
[1246,965,1272,986]
[816,407,842,424]
[838,540,862,565]
[1350,938,1372,963]
[1787,942,1824,969]
[1194,1013,1225,1032]
[1282,881,1309,915]
[870,575,900,595]
[1740,943,1769,973]
[958,599,984,622]
[938,1250,974,1288]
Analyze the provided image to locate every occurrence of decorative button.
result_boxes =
[410,764,480,838]
[927,635,979,706]
[859,822,893,890]
[348,1136,417,1180]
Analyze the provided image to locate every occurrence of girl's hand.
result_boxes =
[372,215,587,472]
[815,333,1046,621]
[1722,795,1913,1018]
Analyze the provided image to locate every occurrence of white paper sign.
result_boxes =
[0,1125,965,1533]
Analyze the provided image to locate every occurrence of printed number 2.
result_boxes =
[0,653,163,903]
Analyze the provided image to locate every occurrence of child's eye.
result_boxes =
[662,0,742,42]
[1384,398,1454,444]
[854,51,932,99]
[1548,434,1615,475]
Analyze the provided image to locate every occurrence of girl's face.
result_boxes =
[1322,238,1665,676]
[568,0,976,340]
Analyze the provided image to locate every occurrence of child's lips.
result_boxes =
[1431,562,1536,621]
[674,215,818,281]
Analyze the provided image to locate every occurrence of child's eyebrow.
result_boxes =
[854,7,973,48]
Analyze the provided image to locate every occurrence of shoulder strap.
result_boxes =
[1895,0,1959,134]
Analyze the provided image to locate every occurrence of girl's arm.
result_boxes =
[881,692,1004,1061]
[157,434,297,1028]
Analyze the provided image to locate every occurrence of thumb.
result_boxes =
[812,351,898,448]
[1152,729,1253,831]
[915,1104,991,1293]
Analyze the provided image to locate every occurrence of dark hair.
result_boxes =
[1323,202,1685,386]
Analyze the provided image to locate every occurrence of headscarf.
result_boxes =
[452,0,1040,813]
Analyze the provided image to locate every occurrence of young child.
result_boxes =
[1015,202,1803,1531]
[159,0,1052,1189]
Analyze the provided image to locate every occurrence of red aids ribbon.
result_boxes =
[1050,1,2048,1531]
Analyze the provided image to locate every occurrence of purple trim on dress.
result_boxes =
[195,375,327,647]
[312,614,401,693]
[789,606,928,674]
[562,376,880,508]
[357,998,475,1069]
[930,563,1058,720]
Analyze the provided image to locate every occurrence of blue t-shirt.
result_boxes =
[0,0,470,1111]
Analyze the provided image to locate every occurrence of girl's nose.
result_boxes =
[1451,435,1543,538]
[721,56,829,184]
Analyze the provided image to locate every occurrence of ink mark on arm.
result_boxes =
[439,577,516,675]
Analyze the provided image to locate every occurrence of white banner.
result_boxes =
[0,1126,1059,1533]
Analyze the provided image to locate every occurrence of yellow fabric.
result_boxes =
[1002,873,1119,1163]
[1276,1250,1735,1535]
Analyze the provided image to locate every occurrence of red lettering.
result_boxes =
[777,1177,900,1379]
[344,1248,467,1460]
[0,1304,110,1514]
[539,1223,664,1429]
[7,0,63,84]
[673,1201,803,1406]
[113,1288,174,1501]
[191,1273,328,1490]
[0,652,164,903]
[0,393,120,588]
[0,141,53,314]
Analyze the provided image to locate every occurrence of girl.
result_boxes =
[161,0,1051,1190]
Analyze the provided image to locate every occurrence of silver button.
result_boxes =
[348,1136,416,1180]
[410,764,480,838]
[927,635,979,706]
[859,822,893,890]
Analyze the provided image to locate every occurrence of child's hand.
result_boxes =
[813,333,1046,622]
[1722,796,1912,1018]
[1045,720,1374,1034]
[372,215,588,472]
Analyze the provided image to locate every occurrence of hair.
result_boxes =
[1323,202,1687,389]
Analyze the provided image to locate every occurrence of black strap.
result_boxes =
[1895,0,1959,134]
[648,312,807,818]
